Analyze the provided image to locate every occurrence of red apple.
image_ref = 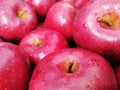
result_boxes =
[0,42,30,90]
[72,0,120,63]
[44,1,77,41]
[0,38,3,42]
[0,0,38,42]
[19,27,69,65]
[24,0,57,19]
[29,48,118,90]
[113,65,120,89]
[58,0,92,8]
[37,23,45,29]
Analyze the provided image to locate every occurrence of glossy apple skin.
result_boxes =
[19,27,69,65]
[58,0,91,8]
[29,48,118,90]
[72,1,120,63]
[24,0,56,19]
[114,65,120,89]
[44,1,76,41]
[0,42,30,90]
[0,0,38,42]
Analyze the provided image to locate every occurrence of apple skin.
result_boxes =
[44,1,77,41]
[29,48,118,90]
[72,0,120,63]
[37,23,45,29]
[58,0,91,8]
[19,27,69,65]
[113,65,120,89]
[0,38,3,42]
[0,42,30,90]
[24,0,56,19]
[0,0,38,42]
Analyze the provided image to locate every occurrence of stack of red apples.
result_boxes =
[0,0,120,90]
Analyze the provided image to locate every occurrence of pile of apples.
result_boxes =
[0,0,120,90]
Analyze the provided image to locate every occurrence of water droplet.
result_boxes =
[11,69,15,72]
[106,80,113,86]
[41,79,45,85]
[18,75,22,79]
[61,84,65,88]
[74,74,78,77]
[4,25,8,30]
[20,21,25,26]
[82,52,88,56]
[90,59,100,66]
[6,67,10,71]
[94,74,100,79]
[95,13,98,16]
[83,24,87,28]
[85,84,90,88]
[0,76,3,80]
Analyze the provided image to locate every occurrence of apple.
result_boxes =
[0,0,38,42]
[72,0,120,63]
[113,64,120,89]
[29,48,118,90]
[38,22,77,47]
[0,38,3,42]
[58,0,92,8]
[37,23,45,29]
[24,0,57,20]
[44,1,77,41]
[19,27,69,65]
[0,42,30,90]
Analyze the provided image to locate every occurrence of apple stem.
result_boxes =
[33,38,43,47]
[17,10,27,19]
[97,17,112,27]
[68,62,74,73]
[58,61,79,73]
